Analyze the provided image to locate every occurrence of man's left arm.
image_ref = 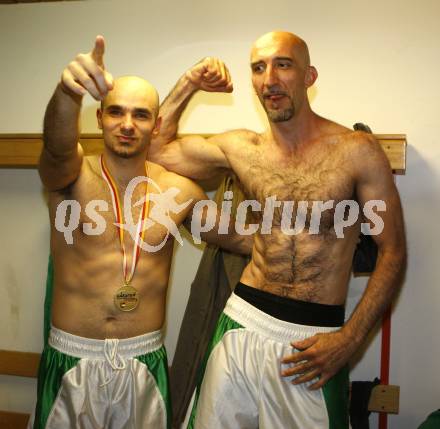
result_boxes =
[182,180,254,255]
[282,133,407,389]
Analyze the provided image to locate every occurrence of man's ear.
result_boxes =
[96,108,103,130]
[152,116,162,137]
[305,66,318,88]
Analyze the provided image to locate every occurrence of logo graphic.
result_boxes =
[54,175,387,251]
[117,175,193,252]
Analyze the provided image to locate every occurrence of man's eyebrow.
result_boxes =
[274,56,294,62]
[133,108,152,115]
[105,105,152,115]
[250,60,264,68]
[251,57,294,67]
[105,104,122,110]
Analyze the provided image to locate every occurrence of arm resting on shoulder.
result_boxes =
[183,184,254,255]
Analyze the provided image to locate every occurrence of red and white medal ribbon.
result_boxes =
[100,155,150,284]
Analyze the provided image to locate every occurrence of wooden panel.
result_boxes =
[0,134,102,167]
[0,0,78,3]
[0,350,39,426]
[0,350,40,378]
[0,133,407,172]
[368,384,400,414]
[0,135,43,167]
[374,134,406,173]
[0,411,30,429]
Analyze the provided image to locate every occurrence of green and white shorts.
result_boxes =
[189,287,349,429]
[31,326,171,429]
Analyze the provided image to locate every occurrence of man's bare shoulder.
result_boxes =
[341,130,383,154]
[312,118,351,146]
[75,155,102,188]
[322,118,352,136]
[317,119,382,156]
[340,131,391,174]
[83,154,101,174]
[47,154,98,199]
[214,128,261,147]
[148,161,205,201]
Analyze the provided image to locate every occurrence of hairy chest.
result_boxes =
[230,142,356,232]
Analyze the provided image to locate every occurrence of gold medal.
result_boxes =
[101,155,150,312]
[114,284,139,312]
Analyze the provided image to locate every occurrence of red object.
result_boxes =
[378,306,392,429]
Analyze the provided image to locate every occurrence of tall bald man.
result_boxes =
[32,37,247,429]
[152,31,406,428]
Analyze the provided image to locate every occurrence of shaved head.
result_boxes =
[251,31,311,70]
[102,76,159,118]
[250,31,316,123]
[97,75,161,159]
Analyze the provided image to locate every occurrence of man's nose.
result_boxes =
[121,114,134,132]
[263,65,278,87]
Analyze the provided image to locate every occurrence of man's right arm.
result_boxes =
[39,84,84,191]
[150,58,237,180]
[39,36,113,191]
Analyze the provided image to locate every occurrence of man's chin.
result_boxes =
[114,151,133,159]
[109,145,142,159]
[266,108,294,123]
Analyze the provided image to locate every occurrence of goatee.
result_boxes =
[266,107,295,122]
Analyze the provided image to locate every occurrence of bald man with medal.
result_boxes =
[32,36,249,429]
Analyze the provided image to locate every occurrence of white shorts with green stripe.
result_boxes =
[31,326,171,429]
[189,292,349,429]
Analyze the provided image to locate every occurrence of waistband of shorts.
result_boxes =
[234,282,345,327]
[224,292,340,343]
[48,326,163,359]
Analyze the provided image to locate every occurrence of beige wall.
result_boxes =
[1,0,439,427]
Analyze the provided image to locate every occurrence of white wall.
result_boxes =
[1,0,439,427]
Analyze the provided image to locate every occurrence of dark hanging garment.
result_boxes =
[353,233,378,274]
[352,123,378,275]
[170,176,250,428]
[349,378,380,429]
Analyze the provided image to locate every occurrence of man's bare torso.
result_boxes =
[223,123,363,305]
[48,156,189,339]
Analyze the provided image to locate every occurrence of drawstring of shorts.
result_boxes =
[100,339,127,387]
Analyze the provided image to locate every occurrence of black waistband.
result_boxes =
[234,283,345,327]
